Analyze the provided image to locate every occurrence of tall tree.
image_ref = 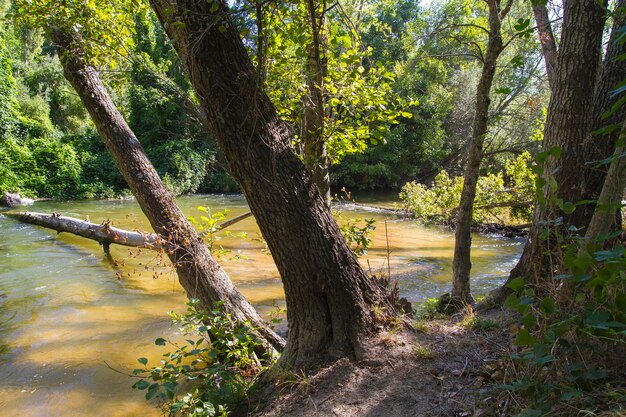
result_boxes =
[486,0,610,305]
[150,0,396,368]
[301,0,330,206]
[450,0,514,307]
[531,0,558,90]
[46,28,284,351]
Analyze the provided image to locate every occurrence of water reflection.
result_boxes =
[0,194,524,416]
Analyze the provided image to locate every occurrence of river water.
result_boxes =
[0,194,524,416]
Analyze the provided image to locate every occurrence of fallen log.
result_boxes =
[6,212,164,253]
[335,202,413,217]
[6,211,257,253]
[1,192,35,208]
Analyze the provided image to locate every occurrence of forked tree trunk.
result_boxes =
[486,0,608,306]
[532,0,558,91]
[149,0,395,368]
[49,29,284,351]
[450,0,509,307]
[578,0,626,225]
[302,0,331,207]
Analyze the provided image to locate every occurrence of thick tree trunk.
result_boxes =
[49,30,284,351]
[532,1,558,91]
[486,0,607,306]
[150,0,395,368]
[450,0,507,307]
[302,0,331,207]
[577,0,626,225]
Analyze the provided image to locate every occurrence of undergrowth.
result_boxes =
[132,300,275,417]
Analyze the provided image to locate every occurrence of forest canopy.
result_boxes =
[1,0,546,199]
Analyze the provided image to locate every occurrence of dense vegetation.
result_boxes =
[0,0,545,200]
[1,0,624,416]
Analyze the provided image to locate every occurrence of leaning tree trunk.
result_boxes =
[486,0,607,306]
[149,0,395,368]
[532,0,558,91]
[450,0,507,307]
[49,29,284,351]
[581,131,626,249]
[301,0,331,207]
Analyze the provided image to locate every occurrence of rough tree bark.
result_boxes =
[581,126,626,249]
[450,0,511,307]
[301,0,331,207]
[578,0,626,225]
[532,0,558,90]
[49,29,284,351]
[150,0,395,368]
[486,0,608,305]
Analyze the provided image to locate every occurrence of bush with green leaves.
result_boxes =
[132,300,275,417]
[501,242,625,415]
[495,146,625,415]
[399,151,535,224]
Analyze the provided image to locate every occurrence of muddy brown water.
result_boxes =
[0,194,524,416]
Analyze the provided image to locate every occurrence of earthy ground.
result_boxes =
[253,309,516,417]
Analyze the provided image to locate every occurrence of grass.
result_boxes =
[414,344,435,359]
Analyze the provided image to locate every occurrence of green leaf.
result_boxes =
[562,201,576,214]
[515,328,537,347]
[504,293,520,309]
[506,277,525,293]
[514,19,531,32]
[539,298,555,314]
[585,310,611,329]
[548,146,562,158]
[138,357,148,366]
[145,384,160,400]
[132,379,150,390]
[521,314,535,328]
[155,337,166,346]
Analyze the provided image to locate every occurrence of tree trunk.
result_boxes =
[577,0,626,225]
[532,0,558,91]
[486,0,607,306]
[581,122,626,248]
[450,0,507,307]
[302,0,331,207]
[6,211,164,252]
[49,29,284,352]
[149,0,395,368]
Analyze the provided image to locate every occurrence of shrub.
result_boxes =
[132,300,275,417]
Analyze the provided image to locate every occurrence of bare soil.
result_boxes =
[253,309,516,417]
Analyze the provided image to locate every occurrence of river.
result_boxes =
[0,194,524,416]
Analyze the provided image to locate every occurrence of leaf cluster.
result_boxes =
[132,299,274,417]
[400,151,535,224]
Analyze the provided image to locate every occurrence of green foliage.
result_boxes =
[258,1,411,166]
[502,243,626,415]
[497,144,626,415]
[400,152,535,224]
[332,190,377,257]
[338,216,377,257]
[14,0,142,68]
[133,300,274,417]
[0,39,18,138]
[400,170,463,223]
[0,135,87,198]
[189,206,248,260]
